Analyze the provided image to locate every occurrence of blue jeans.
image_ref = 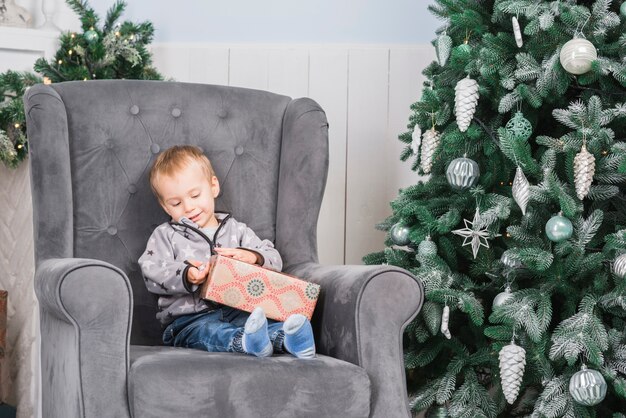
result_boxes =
[163,307,285,353]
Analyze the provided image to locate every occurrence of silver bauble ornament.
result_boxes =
[390,222,411,246]
[446,156,480,190]
[436,33,452,67]
[621,2,626,18]
[612,253,626,278]
[493,286,513,308]
[418,236,438,257]
[545,214,573,242]
[512,16,523,48]
[501,252,523,270]
[411,124,422,155]
[559,37,597,75]
[420,128,441,174]
[569,365,607,406]
[454,76,479,132]
[499,341,526,404]
[573,143,595,200]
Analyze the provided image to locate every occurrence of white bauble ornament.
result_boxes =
[436,33,452,67]
[559,37,597,75]
[454,76,479,132]
[512,16,523,48]
[493,286,513,308]
[411,124,422,154]
[569,365,607,406]
[420,128,441,174]
[612,253,626,278]
[573,143,595,200]
[545,214,573,242]
[499,341,526,404]
[512,166,530,215]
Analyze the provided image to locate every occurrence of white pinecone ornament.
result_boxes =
[574,143,595,200]
[499,341,526,404]
[454,76,479,132]
[420,127,440,174]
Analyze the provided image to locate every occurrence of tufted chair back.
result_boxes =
[26,80,329,345]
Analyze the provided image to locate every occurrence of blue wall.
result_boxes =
[89,0,441,43]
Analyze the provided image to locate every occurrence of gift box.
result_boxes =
[200,255,320,322]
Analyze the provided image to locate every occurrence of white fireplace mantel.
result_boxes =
[0,25,60,72]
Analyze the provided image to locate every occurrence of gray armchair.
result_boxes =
[25,80,423,418]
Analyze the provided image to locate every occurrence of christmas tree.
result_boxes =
[364,1,626,417]
[0,0,161,168]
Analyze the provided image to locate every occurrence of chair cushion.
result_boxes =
[129,345,370,418]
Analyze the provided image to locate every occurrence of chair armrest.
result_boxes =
[285,262,424,418]
[35,258,133,418]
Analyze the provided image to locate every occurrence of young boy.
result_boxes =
[139,145,315,359]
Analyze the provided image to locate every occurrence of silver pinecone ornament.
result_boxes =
[499,341,526,404]
[454,76,479,132]
[420,127,440,174]
[573,143,595,200]
[512,166,530,215]
[411,124,421,155]
[436,32,452,66]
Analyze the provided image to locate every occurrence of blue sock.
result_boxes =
[283,314,316,359]
[242,307,273,357]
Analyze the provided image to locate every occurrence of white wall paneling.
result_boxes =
[150,43,433,266]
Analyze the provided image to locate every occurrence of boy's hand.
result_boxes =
[186,259,209,285]
[215,248,260,265]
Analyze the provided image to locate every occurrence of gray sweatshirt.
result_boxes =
[139,212,283,324]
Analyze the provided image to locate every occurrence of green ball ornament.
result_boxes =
[545,214,573,242]
[569,365,607,406]
[84,30,99,43]
[505,111,532,141]
[390,222,411,246]
[621,2,626,17]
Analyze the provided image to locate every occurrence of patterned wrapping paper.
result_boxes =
[200,255,320,322]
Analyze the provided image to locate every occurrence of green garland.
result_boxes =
[0,0,162,168]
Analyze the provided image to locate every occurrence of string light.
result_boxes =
[68,49,73,55]
[601,150,608,155]
[71,33,76,38]
[17,144,23,149]
[14,123,20,129]
[58,59,63,65]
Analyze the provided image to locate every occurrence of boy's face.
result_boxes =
[155,162,220,228]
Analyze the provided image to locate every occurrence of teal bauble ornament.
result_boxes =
[569,365,607,406]
[84,29,99,43]
[446,156,480,190]
[418,236,438,257]
[545,213,573,242]
[621,2,626,17]
[505,111,532,141]
[390,222,411,246]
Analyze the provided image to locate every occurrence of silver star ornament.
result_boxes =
[452,208,501,258]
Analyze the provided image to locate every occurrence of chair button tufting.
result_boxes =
[235,145,244,156]
[151,144,160,154]
[217,109,228,118]
[171,108,182,118]
[130,105,140,115]
[128,184,137,194]
[107,226,118,235]
[104,140,114,149]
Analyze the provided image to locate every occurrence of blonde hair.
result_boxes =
[149,145,215,200]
